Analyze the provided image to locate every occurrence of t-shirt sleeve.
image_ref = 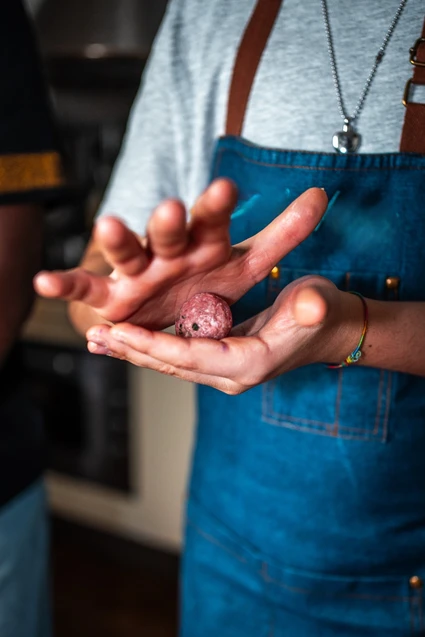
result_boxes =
[0,0,65,203]
[97,0,189,235]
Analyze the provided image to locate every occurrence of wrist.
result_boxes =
[319,290,366,366]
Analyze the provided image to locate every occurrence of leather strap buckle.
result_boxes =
[409,37,425,67]
[402,78,414,106]
[402,78,425,107]
[400,19,425,152]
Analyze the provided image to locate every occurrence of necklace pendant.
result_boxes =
[332,118,361,154]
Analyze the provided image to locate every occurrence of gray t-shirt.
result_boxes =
[98,0,423,234]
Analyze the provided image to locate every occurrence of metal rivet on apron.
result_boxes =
[409,575,423,589]
[270,266,280,279]
[385,276,400,290]
[385,276,400,300]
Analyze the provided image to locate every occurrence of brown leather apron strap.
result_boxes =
[227,4,424,151]
[225,0,283,137]
[400,17,425,153]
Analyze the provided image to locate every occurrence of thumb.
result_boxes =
[292,284,331,327]
[243,188,328,281]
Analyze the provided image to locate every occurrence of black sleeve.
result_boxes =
[0,0,65,203]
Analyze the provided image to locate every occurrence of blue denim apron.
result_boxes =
[181,7,425,637]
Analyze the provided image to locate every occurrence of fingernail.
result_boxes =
[88,342,111,355]
[88,336,108,348]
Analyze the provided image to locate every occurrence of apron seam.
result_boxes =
[187,519,248,564]
[261,420,387,440]
[409,591,423,636]
[222,150,425,171]
[268,609,275,637]
[189,506,423,593]
[262,564,410,601]
[216,140,425,168]
[218,136,425,161]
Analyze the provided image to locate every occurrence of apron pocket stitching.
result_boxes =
[187,519,248,564]
[262,421,385,441]
[382,371,393,442]
[268,610,275,637]
[262,369,390,441]
[262,377,334,428]
[409,593,422,635]
[227,145,425,172]
[262,564,410,601]
[418,590,424,634]
[373,369,385,435]
[261,270,393,441]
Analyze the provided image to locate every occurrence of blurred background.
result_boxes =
[21,1,196,635]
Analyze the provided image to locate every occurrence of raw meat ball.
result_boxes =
[175,292,232,339]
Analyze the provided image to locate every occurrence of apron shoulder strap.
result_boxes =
[226,4,425,152]
[400,17,425,153]
[225,0,283,137]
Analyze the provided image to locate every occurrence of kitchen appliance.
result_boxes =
[35,0,169,60]
[33,0,169,271]
[22,339,130,492]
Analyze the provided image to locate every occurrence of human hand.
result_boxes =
[34,180,328,331]
[85,276,363,394]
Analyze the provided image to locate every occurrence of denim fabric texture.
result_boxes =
[181,136,425,636]
[0,480,51,637]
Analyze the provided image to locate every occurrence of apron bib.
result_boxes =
[182,3,425,635]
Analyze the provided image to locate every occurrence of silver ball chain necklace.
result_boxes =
[321,0,409,154]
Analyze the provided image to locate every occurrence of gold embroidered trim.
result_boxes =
[0,151,64,194]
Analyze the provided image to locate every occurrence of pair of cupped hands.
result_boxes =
[34,180,358,394]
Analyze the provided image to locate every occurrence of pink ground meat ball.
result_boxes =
[175,292,233,339]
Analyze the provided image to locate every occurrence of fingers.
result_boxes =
[145,179,236,262]
[34,268,109,306]
[147,180,237,262]
[86,324,242,393]
[88,337,234,392]
[96,179,236,271]
[94,217,149,276]
[189,178,237,246]
[146,199,188,259]
[87,322,267,383]
[242,188,328,282]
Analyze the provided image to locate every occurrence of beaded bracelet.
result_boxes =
[327,291,368,370]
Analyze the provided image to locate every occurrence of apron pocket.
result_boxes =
[263,561,424,636]
[262,366,392,442]
[185,498,424,636]
[262,268,395,442]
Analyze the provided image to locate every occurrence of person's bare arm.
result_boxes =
[82,281,425,395]
[0,204,42,364]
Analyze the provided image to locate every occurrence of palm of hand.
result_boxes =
[85,274,341,395]
[34,180,328,332]
[108,246,252,329]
